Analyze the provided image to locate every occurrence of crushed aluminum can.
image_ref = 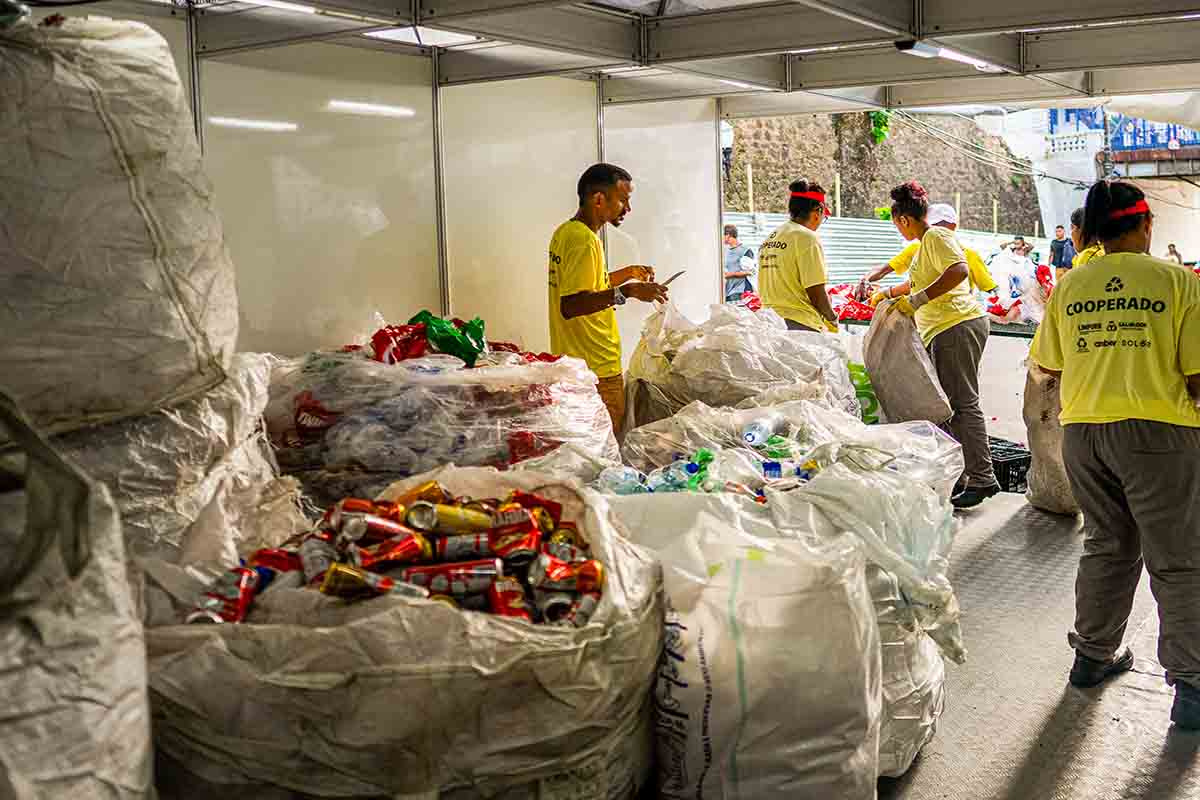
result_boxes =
[563,591,602,628]
[185,566,259,624]
[406,501,494,534]
[488,576,533,621]
[299,531,338,585]
[544,539,589,563]
[354,531,432,570]
[504,490,563,530]
[320,563,430,600]
[488,510,542,568]
[335,512,421,550]
[399,558,502,596]
[248,548,303,574]
[391,480,451,509]
[533,589,575,624]
[548,521,584,549]
[435,532,493,562]
[528,553,604,593]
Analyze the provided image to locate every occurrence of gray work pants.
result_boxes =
[784,318,818,333]
[1063,421,1200,690]
[928,316,995,487]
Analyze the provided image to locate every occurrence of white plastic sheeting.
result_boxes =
[0,17,237,436]
[609,492,882,799]
[627,303,859,427]
[146,467,661,799]
[54,353,299,566]
[0,393,153,798]
[1023,367,1079,515]
[864,300,953,425]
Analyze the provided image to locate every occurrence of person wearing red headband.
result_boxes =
[757,179,838,333]
[1030,180,1200,729]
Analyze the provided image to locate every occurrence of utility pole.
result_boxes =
[1101,107,1114,179]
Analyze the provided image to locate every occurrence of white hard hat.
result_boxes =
[927,203,959,226]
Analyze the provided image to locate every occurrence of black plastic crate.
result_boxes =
[989,436,1031,494]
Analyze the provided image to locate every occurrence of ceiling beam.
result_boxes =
[417,0,573,23]
[437,42,630,83]
[888,74,1089,107]
[1092,64,1200,96]
[431,4,639,60]
[668,54,788,91]
[645,2,894,64]
[719,86,886,117]
[1024,18,1200,73]
[919,0,1200,36]
[603,72,774,105]
[789,45,978,89]
[788,0,915,36]
[195,8,398,57]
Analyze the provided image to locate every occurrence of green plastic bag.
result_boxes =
[848,363,880,424]
[408,311,486,367]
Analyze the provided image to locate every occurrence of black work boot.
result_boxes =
[951,482,1001,509]
[1069,648,1135,688]
[1171,683,1200,730]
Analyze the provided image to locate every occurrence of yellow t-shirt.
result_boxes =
[758,220,828,331]
[547,220,621,378]
[902,227,985,346]
[1072,243,1105,268]
[1030,252,1200,427]
[889,241,997,293]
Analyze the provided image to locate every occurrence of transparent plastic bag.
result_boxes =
[1023,366,1079,515]
[863,300,953,425]
[267,352,619,505]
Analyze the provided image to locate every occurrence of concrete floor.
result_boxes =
[880,494,1200,800]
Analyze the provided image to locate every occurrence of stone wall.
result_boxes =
[725,112,1041,232]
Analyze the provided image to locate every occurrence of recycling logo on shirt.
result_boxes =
[1106,277,1124,293]
[1108,321,1119,332]
[1077,337,1089,352]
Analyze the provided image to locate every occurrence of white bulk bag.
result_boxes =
[0,392,153,797]
[609,492,882,800]
[0,17,237,436]
[1023,367,1079,515]
[146,467,661,799]
[863,301,952,425]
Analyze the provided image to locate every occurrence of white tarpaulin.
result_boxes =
[0,392,153,798]
[0,17,237,437]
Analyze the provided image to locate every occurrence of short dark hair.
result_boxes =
[1014,236,1026,243]
[1070,207,1085,228]
[1082,180,1148,245]
[788,179,826,220]
[724,224,738,239]
[1055,224,1065,231]
[889,180,929,221]
[577,163,632,206]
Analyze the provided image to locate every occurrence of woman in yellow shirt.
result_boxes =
[1030,181,1200,728]
[757,179,839,333]
[1070,206,1104,270]
[885,182,997,509]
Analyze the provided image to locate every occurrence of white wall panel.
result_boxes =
[603,98,721,367]
[202,44,438,355]
[441,76,598,352]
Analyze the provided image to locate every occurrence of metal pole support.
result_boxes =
[432,48,451,316]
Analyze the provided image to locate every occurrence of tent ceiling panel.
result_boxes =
[430,3,639,58]
[1024,18,1200,73]
[668,53,786,89]
[419,0,577,23]
[1091,64,1200,96]
[919,0,1200,36]
[889,74,1089,107]
[789,46,979,90]
[196,7,395,56]
[719,85,885,116]
[438,41,631,81]
[603,70,769,102]
[788,0,913,35]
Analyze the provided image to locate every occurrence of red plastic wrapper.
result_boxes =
[506,430,561,465]
[739,291,762,311]
[838,300,875,322]
[371,323,429,364]
[185,566,259,624]
[248,548,303,574]
[399,558,503,596]
[488,576,533,621]
[294,391,340,443]
[528,553,604,593]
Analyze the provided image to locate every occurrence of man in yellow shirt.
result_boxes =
[865,204,997,296]
[758,179,838,332]
[548,163,668,435]
[1030,181,1200,729]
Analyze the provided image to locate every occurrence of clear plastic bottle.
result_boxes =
[597,466,648,495]
[742,412,784,447]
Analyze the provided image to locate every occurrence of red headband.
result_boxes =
[791,190,830,213]
[1108,199,1150,220]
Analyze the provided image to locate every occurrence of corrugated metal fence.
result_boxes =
[723,212,1050,288]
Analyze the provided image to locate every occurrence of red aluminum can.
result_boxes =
[529,554,605,593]
[390,480,452,509]
[503,490,563,530]
[534,590,575,624]
[355,531,432,570]
[320,563,430,600]
[185,566,259,624]
[488,576,533,622]
[544,540,589,563]
[488,510,543,567]
[436,532,494,562]
[299,531,338,585]
[248,548,303,574]
[399,558,502,597]
[563,591,602,628]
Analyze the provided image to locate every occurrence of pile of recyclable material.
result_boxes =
[266,337,618,506]
[144,467,660,800]
[625,302,859,427]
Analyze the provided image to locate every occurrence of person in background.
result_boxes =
[867,203,997,300]
[885,182,998,509]
[723,224,757,303]
[1001,235,1032,258]
[1166,243,1184,264]
[1029,180,1200,729]
[548,163,669,435]
[1050,223,1078,283]
[1071,206,1105,268]
[758,180,839,333]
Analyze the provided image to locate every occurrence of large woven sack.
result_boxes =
[1023,367,1079,515]
[0,17,237,437]
[863,301,952,425]
[0,392,153,797]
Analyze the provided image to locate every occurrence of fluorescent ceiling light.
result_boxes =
[250,0,317,13]
[896,40,1004,73]
[208,116,299,132]
[326,99,416,118]
[363,26,480,47]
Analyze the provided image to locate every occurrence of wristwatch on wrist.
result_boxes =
[613,285,627,306]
